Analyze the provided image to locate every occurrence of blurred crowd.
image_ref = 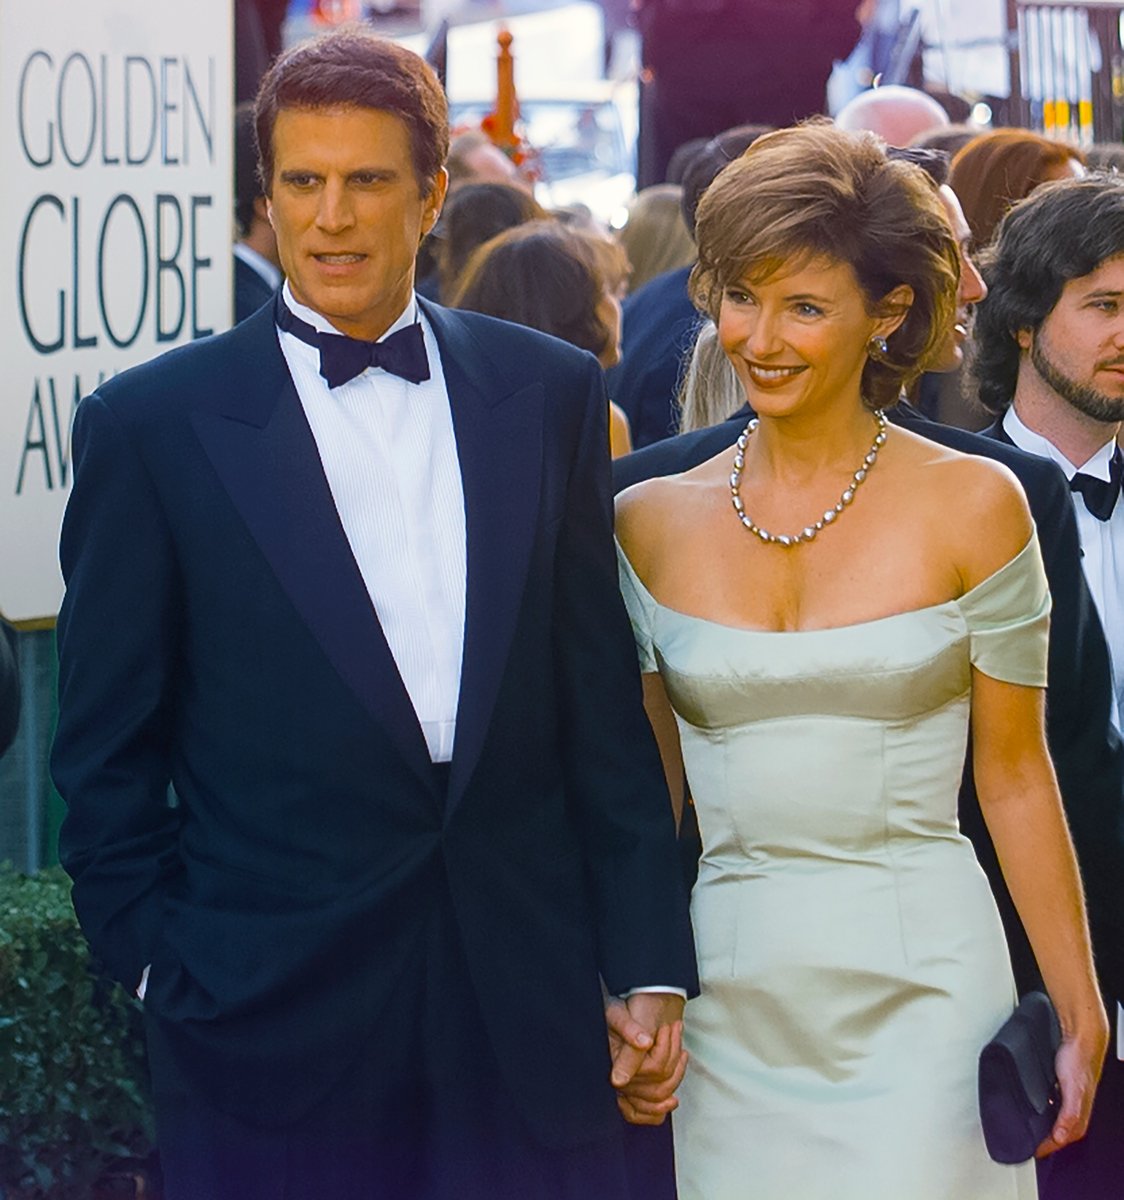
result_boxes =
[232,68,1124,456]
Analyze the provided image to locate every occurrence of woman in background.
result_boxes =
[434,181,546,303]
[618,184,697,295]
[452,220,634,456]
[676,320,743,433]
[950,129,1085,250]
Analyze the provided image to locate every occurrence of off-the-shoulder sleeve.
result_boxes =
[616,540,658,673]
[960,534,1051,686]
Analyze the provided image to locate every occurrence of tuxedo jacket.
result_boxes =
[52,300,697,1141]
[613,404,1124,1006]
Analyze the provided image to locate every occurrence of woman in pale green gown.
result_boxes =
[614,124,1107,1199]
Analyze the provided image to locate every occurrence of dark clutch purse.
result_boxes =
[978,991,1062,1164]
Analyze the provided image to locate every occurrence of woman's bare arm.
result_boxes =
[972,670,1109,1154]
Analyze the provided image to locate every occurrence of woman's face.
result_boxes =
[717,254,897,421]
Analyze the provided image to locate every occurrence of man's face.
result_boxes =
[267,105,447,340]
[1020,253,1124,423]
[931,185,987,373]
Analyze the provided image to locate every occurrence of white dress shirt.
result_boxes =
[1003,407,1124,731]
[277,282,466,763]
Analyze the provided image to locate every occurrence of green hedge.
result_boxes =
[0,864,154,1198]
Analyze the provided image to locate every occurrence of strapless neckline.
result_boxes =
[614,535,1036,638]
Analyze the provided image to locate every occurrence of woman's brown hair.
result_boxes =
[691,121,959,409]
[949,128,1084,250]
[435,183,547,302]
[451,221,617,362]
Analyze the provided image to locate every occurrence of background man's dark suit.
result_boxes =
[233,256,276,325]
[613,404,1124,1011]
[52,298,697,1178]
[635,0,860,185]
[606,266,698,450]
[979,416,1124,1200]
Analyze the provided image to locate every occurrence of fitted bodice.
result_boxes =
[617,535,1048,1200]
[617,537,1050,869]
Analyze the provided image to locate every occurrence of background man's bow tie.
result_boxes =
[276,298,430,388]
[1069,448,1123,521]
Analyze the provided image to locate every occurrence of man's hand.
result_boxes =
[605,992,688,1125]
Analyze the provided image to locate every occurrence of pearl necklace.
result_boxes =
[729,410,888,547]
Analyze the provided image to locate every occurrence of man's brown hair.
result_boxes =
[254,29,449,194]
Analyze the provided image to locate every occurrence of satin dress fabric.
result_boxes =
[618,537,1050,1200]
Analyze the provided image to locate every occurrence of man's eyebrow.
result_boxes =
[1081,287,1124,300]
[278,168,320,181]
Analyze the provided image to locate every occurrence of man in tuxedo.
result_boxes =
[52,32,696,1200]
[971,173,1124,1200]
[614,155,1124,1183]
[973,175,1124,725]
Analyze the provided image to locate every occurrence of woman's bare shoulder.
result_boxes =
[616,475,687,564]
[891,427,1034,588]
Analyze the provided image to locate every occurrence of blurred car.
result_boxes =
[450,81,638,225]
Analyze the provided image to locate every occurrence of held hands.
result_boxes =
[605,992,688,1126]
[1035,1012,1109,1157]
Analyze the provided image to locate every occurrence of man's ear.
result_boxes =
[1016,327,1033,351]
[253,195,270,225]
[421,168,449,237]
[874,284,914,339]
[265,197,275,229]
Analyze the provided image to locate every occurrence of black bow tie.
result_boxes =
[1069,448,1123,521]
[276,296,430,389]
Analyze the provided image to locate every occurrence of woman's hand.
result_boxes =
[1035,1014,1109,1157]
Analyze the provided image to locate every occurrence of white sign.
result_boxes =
[0,0,233,623]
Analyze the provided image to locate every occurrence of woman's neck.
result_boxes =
[748,402,881,485]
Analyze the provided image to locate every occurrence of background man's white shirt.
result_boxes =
[1004,406,1124,731]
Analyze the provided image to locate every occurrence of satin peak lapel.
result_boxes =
[423,304,543,812]
[189,311,437,799]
